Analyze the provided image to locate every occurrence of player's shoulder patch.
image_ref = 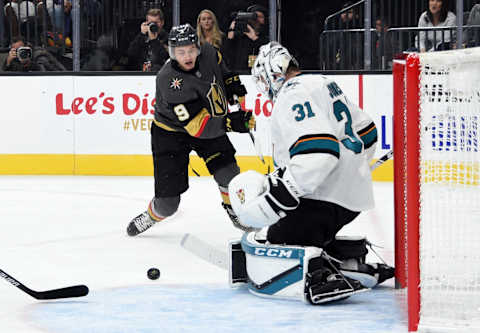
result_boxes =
[169,77,183,90]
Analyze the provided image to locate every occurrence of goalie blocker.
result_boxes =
[229,233,394,304]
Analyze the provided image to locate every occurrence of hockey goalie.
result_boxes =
[227,42,394,304]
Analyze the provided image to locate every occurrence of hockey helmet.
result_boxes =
[168,23,199,59]
[251,42,298,100]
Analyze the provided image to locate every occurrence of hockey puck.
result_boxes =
[147,268,160,280]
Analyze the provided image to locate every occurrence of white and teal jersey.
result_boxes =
[270,74,378,212]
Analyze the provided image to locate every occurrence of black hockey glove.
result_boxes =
[223,72,247,105]
[226,110,254,133]
[264,168,301,217]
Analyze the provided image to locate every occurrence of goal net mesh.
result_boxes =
[417,48,480,331]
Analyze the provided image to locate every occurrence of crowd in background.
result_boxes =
[1,0,480,72]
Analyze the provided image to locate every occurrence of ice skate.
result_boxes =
[127,211,159,236]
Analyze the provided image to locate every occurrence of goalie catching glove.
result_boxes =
[228,168,303,228]
[226,110,255,133]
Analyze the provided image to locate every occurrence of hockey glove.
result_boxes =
[264,167,301,218]
[226,110,254,133]
[229,169,302,228]
[223,72,247,105]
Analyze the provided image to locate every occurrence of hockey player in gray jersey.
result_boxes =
[227,42,394,304]
[126,24,254,236]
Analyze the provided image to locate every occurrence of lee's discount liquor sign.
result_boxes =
[0,74,391,158]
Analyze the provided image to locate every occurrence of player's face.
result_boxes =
[174,44,198,71]
[199,12,213,31]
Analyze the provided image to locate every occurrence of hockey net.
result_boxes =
[393,48,480,332]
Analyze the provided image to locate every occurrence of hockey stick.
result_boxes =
[370,149,393,171]
[233,96,265,164]
[180,234,228,270]
[0,269,89,300]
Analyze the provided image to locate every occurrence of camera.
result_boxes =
[233,11,257,37]
[16,46,32,61]
[148,22,159,34]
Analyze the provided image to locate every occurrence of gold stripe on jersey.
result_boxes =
[184,107,211,137]
[153,119,176,132]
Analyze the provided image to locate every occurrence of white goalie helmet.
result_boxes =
[229,170,283,229]
[251,41,298,100]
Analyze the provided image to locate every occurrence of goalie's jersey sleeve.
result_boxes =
[153,43,229,139]
[271,74,378,212]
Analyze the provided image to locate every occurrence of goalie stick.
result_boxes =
[0,269,89,300]
[370,149,393,171]
[180,234,228,270]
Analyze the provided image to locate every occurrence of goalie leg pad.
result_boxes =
[238,232,323,302]
[236,233,370,304]
[228,240,248,286]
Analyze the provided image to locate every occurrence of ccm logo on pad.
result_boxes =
[254,248,293,258]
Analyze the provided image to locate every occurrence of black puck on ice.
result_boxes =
[147,268,160,280]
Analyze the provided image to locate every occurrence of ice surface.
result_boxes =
[0,176,407,332]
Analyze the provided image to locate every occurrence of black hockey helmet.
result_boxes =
[168,23,199,59]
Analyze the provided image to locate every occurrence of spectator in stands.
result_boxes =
[2,36,41,71]
[45,0,72,40]
[417,0,456,52]
[127,8,168,72]
[196,9,227,56]
[339,1,360,29]
[4,0,38,39]
[224,4,269,71]
[330,1,363,70]
[466,1,480,47]
[4,0,36,22]
[373,16,397,69]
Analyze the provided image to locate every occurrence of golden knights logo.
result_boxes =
[170,77,183,90]
[207,76,228,117]
[236,188,245,204]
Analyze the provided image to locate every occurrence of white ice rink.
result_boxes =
[0,176,407,332]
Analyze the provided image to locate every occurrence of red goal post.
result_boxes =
[393,49,480,332]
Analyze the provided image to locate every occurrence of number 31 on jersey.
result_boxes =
[291,100,363,154]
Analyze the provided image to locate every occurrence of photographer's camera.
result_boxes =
[17,47,32,61]
[233,11,257,37]
[148,22,159,34]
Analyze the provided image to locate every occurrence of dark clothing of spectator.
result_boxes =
[127,30,168,72]
[372,31,396,70]
[466,4,480,47]
[224,30,268,71]
[2,57,41,71]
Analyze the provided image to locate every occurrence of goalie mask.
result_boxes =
[251,42,298,100]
